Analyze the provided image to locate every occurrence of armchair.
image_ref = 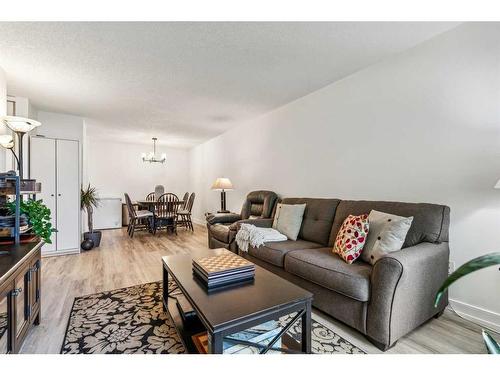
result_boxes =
[206,190,278,252]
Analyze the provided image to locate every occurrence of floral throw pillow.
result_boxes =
[333,214,370,264]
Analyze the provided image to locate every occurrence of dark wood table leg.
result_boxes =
[162,265,169,311]
[301,301,312,353]
[209,331,224,354]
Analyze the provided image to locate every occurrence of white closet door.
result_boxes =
[29,137,57,253]
[56,139,80,251]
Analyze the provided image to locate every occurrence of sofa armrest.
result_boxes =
[206,213,241,225]
[230,218,274,231]
[366,241,449,349]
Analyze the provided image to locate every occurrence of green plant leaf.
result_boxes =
[81,183,99,233]
[6,198,55,243]
[435,253,500,307]
[81,183,99,210]
[482,330,500,354]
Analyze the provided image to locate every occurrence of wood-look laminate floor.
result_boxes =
[20,225,490,354]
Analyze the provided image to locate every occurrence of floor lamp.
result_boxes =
[211,177,233,213]
[1,116,41,179]
[0,134,20,172]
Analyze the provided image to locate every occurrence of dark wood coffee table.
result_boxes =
[162,248,313,354]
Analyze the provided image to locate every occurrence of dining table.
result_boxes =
[135,200,185,212]
[134,200,186,233]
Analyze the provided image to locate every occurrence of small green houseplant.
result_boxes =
[435,253,500,354]
[8,198,56,243]
[81,184,101,247]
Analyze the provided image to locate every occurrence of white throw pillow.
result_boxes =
[272,203,306,241]
[362,210,413,265]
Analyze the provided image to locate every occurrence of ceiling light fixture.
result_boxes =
[141,137,166,164]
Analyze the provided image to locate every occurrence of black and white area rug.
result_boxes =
[61,281,365,354]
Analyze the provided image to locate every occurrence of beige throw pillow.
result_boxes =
[362,210,413,265]
[272,203,306,241]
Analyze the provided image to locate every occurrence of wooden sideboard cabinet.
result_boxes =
[0,241,42,354]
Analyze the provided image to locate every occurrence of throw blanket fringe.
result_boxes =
[236,223,287,252]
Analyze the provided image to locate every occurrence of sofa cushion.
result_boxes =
[333,214,370,264]
[281,198,341,246]
[362,210,413,265]
[284,248,372,302]
[248,240,323,267]
[328,200,450,248]
[272,203,306,240]
[209,223,233,243]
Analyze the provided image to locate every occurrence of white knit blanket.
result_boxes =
[236,223,287,252]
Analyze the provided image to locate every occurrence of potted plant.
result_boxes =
[81,183,101,247]
[435,252,500,354]
[7,198,56,243]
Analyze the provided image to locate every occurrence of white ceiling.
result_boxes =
[0,22,460,148]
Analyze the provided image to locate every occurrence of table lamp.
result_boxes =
[211,177,233,213]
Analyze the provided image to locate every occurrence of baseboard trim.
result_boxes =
[449,298,500,333]
[192,217,205,226]
[42,248,80,258]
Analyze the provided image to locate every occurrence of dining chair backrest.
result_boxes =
[181,192,189,209]
[124,193,136,218]
[157,193,179,219]
[154,185,165,199]
[186,192,195,213]
[146,192,155,201]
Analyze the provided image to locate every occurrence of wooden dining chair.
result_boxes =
[124,193,154,238]
[155,193,180,235]
[181,192,189,209]
[146,192,155,201]
[177,192,195,231]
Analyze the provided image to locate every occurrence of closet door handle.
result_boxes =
[50,194,54,197]
[58,194,61,197]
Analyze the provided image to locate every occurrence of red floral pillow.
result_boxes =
[333,214,370,264]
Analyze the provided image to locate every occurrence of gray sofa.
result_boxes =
[206,190,278,252]
[239,197,450,351]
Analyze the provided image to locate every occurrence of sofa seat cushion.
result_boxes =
[209,223,233,243]
[248,240,323,267]
[284,248,372,302]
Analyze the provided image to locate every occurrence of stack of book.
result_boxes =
[193,252,255,289]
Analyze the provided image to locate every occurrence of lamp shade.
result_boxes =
[211,177,233,191]
[1,116,41,133]
[0,134,14,149]
[495,179,500,189]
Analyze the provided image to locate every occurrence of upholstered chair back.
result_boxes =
[240,190,278,219]
[154,185,165,199]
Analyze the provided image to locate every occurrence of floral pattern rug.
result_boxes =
[61,281,364,354]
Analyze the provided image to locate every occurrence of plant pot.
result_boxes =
[81,239,94,251]
[84,231,102,247]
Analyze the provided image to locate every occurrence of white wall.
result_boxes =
[86,138,190,202]
[35,110,85,141]
[190,23,500,329]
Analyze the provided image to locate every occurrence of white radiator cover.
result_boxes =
[93,198,122,230]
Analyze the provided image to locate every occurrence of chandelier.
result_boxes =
[141,137,166,163]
